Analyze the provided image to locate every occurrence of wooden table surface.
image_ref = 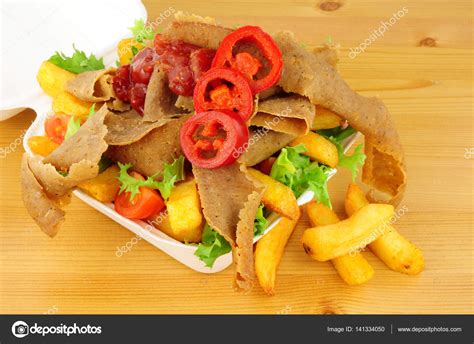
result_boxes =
[0,0,472,314]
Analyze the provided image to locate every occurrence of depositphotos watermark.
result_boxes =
[11,320,101,338]
[232,106,291,158]
[0,117,42,159]
[0,130,26,158]
[349,205,409,256]
[115,209,168,257]
[464,147,474,159]
[118,6,176,59]
[348,6,408,59]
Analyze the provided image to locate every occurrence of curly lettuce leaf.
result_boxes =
[129,19,156,43]
[335,142,366,181]
[317,126,366,181]
[117,156,185,201]
[157,156,185,200]
[49,46,104,74]
[270,144,333,208]
[254,204,268,237]
[195,224,231,268]
[304,163,332,208]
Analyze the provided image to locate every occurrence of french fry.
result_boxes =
[167,179,204,243]
[52,91,94,119]
[248,168,300,220]
[150,211,201,243]
[305,201,374,285]
[302,203,394,261]
[77,165,120,203]
[27,136,59,157]
[289,131,338,168]
[332,254,375,285]
[305,201,340,226]
[345,184,424,275]
[312,106,343,130]
[255,216,299,295]
[36,61,75,97]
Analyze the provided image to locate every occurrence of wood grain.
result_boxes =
[0,0,472,314]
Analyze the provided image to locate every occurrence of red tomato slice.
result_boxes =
[211,26,283,94]
[114,172,165,220]
[193,68,254,121]
[180,110,249,169]
[44,114,70,144]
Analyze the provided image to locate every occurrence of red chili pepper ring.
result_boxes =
[211,25,283,94]
[180,110,249,169]
[193,68,254,121]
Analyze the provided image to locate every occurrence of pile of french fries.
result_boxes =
[302,184,424,286]
[252,116,424,295]
[254,178,424,294]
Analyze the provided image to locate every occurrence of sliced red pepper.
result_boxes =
[193,68,253,121]
[211,26,283,94]
[180,111,249,169]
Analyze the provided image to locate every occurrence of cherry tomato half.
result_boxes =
[180,111,249,169]
[211,26,283,94]
[44,114,71,144]
[193,68,254,121]
[114,171,165,220]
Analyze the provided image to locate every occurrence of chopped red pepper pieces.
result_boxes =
[180,111,249,169]
[201,120,221,137]
[212,26,283,94]
[231,52,262,79]
[193,68,254,121]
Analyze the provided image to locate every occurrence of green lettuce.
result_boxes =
[254,204,268,237]
[117,156,185,201]
[49,46,104,74]
[64,117,81,141]
[88,104,95,118]
[129,19,157,43]
[270,144,332,208]
[317,126,366,181]
[64,105,95,141]
[335,142,366,181]
[195,224,232,268]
